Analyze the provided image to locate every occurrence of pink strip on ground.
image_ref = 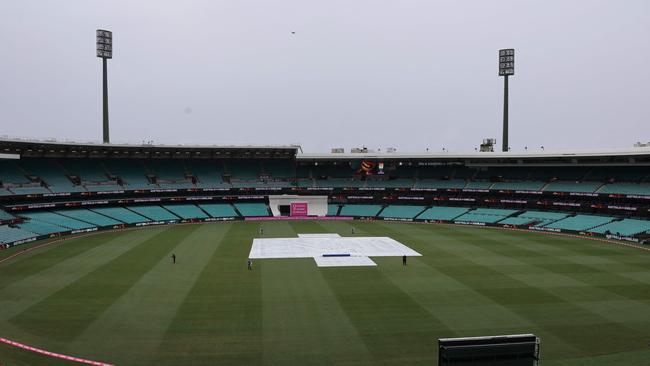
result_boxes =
[0,337,114,366]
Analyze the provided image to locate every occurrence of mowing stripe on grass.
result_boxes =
[394,223,648,359]
[64,223,232,365]
[9,225,195,342]
[0,228,166,322]
[152,222,263,366]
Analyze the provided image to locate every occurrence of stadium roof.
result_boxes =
[2,138,650,164]
[0,138,299,158]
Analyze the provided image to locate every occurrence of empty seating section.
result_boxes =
[529,167,590,181]
[517,211,568,226]
[234,203,269,216]
[585,166,647,181]
[598,183,650,195]
[128,206,180,221]
[198,204,238,217]
[366,179,413,188]
[9,186,50,195]
[61,159,110,182]
[543,181,602,193]
[416,206,469,220]
[545,215,613,231]
[499,217,535,225]
[418,166,455,179]
[339,204,382,217]
[163,204,208,219]
[91,207,150,224]
[146,160,195,188]
[455,208,518,224]
[20,211,94,230]
[19,159,85,193]
[187,161,228,188]
[104,160,152,189]
[415,179,465,189]
[0,225,36,243]
[263,160,294,178]
[589,219,650,236]
[464,181,492,189]
[54,209,122,226]
[327,204,340,216]
[492,181,545,191]
[0,210,14,221]
[380,205,426,219]
[316,178,365,188]
[0,161,30,184]
[18,220,65,235]
[227,160,260,180]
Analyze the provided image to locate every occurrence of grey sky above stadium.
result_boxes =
[1,0,648,153]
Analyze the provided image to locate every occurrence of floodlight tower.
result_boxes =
[498,48,514,152]
[96,29,113,144]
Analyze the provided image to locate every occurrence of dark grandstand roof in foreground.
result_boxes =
[1,138,650,164]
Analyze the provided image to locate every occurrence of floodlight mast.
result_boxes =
[96,29,112,144]
[498,48,514,152]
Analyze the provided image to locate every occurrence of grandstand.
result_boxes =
[1,139,650,247]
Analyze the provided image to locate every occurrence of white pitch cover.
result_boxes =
[313,256,377,267]
[248,234,421,267]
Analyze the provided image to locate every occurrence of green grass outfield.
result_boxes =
[1,220,649,365]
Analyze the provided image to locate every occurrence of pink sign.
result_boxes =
[290,202,308,216]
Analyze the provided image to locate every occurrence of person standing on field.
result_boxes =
[171,253,176,264]
[402,255,407,266]
[247,258,253,270]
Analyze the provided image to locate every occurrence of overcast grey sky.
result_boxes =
[0,0,648,152]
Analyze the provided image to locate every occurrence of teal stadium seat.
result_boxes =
[104,160,154,190]
[492,181,545,191]
[234,203,269,217]
[455,208,518,224]
[53,209,122,226]
[339,204,382,217]
[597,183,650,196]
[379,205,426,219]
[499,217,535,225]
[327,204,340,216]
[0,225,37,243]
[18,220,66,235]
[20,212,95,230]
[416,206,469,221]
[91,207,150,224]
[545,215,613,231]
[543,181,602,193]
[0,210,15,221]
[187,160,230,188]
[516,211,568,227]
[198,204,238,217]
[589,219,650,236]
[415,179,466,189]
[162,205,208,219]
[127,206,180,221]
[19,159,85,193]
[464,181,493,189]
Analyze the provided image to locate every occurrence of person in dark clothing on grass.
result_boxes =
[247,258,253,270]
[402,255,407,266]
[171,253,176,264]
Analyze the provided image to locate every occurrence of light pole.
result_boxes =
[498,48,514,152]
[96,29,113,144]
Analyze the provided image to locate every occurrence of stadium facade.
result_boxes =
[1,138,650,248]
